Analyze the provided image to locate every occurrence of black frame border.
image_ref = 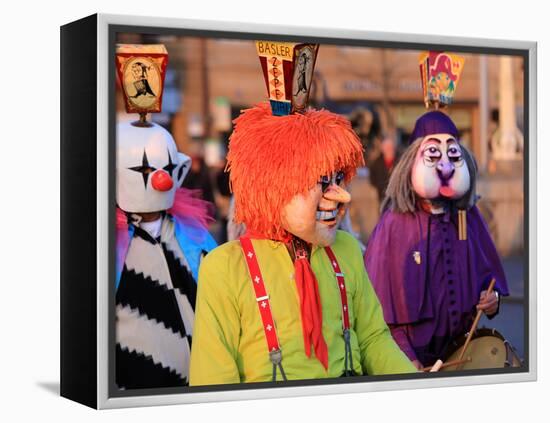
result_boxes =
[60,14,99,409]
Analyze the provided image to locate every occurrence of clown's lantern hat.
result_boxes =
[116,44,168,125]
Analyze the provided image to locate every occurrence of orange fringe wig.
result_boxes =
[226,102,364,241]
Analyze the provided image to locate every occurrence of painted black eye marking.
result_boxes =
[423,145,442,163]
[447,145,463,163]
[319,171,345,193]
[163,149,178,176]
[177,162,187,182]
[128,150,157,188]
[335,172,345,186]
[319,175,331,192]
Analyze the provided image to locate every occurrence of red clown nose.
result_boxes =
[151,170,174,192]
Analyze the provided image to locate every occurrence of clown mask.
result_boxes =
[117,122,191,213]
[411,133,470,201]
[281,171,351,247]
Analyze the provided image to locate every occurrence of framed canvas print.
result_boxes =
[60,13,537,409]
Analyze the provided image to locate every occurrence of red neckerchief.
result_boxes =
[292,238,329,370]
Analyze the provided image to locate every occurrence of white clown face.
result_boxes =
[281,171,351,247]
[117,122,191,213]
[411,133,470,200]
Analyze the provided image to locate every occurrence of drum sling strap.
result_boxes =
[239,237,353,381]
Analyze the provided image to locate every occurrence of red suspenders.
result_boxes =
[324,246,355,376]
[239,237,354,380]
[323,246,350,332]
[240,237,287,381]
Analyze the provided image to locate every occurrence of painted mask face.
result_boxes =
[117,122,191,213]
[281,171,351,247]
[436,72,451,92]
[411,133,470,201]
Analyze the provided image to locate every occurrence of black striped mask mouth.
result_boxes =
[316,208,338,222]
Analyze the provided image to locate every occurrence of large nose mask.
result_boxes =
[422,138,465,180]
[413,135,470,200]
[128,149,177,192]
[316,171,351,221]
[436,161,455,181]
[116,122,191,213]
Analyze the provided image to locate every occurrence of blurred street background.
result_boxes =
[116,34,526,361]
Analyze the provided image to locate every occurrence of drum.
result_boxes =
[441,328,522,371]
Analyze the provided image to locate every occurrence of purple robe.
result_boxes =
[364,205,509,366]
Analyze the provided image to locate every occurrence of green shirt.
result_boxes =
[190,230,416,385]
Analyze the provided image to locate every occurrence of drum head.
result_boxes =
[441,328,522,371]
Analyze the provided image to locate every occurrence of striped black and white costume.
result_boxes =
[116,213,216,389]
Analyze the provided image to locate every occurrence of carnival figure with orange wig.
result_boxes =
[189,42,416,385]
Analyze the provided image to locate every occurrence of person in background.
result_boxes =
[369,136,400,203]
[349,106,381,166]
[181,143,216,205]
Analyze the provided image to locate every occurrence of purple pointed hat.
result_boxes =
[409,110,458,144]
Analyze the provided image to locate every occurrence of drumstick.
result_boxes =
[429,359,443,372]
[422,357,472,372]
[458,278,496,361]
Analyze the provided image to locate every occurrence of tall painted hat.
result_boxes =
[115,44,190,213]
[410,51,465,145]
[419,51,465,109]
[255,40,319,116]
[116,44,169,125]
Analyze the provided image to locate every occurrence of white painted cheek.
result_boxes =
[411,161,441,199]
[449,166,471,199]
[281,192,318,241]
[116,122,180,213]
[176,152,191,186]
